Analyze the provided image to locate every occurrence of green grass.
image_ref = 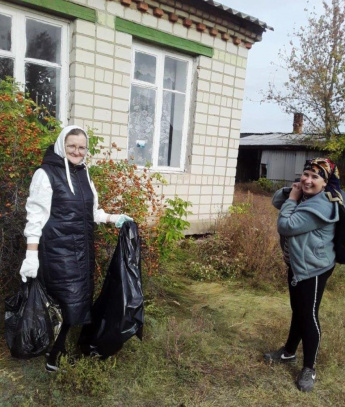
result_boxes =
[2,261,345,406]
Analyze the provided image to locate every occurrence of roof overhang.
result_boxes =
[200,0,273,33]
[239,133,325,149]
[159,0,273,42]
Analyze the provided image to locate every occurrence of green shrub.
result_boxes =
[157,196,192,259]
[255,177,275,192]
[229,202,251,214]
[185,261,221,282]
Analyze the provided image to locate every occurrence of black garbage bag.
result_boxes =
[5,278,62,359]
[78,221,144,357]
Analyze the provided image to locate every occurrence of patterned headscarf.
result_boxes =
[303,157,343,204]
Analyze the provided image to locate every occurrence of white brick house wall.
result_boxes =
[1,0,268,234]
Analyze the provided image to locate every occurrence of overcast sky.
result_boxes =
[219,0,326,133]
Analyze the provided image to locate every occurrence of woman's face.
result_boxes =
[300,169,327,196]
[65,133,88,165]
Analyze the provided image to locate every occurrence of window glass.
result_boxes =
[159,91,185,167]
[25,63,60,118]
[26,19,61,63]
[0,14,11,51]
[163,57,187,92]
[129,45,192,170]
[0,57,14,78]
[134,51,156,84]
[0,5,68,122]
[128,85,156,166]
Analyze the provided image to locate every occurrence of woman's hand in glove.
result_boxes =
[19,250,39,283]
[109,214,133,228]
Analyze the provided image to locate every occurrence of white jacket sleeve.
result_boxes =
[91,180,110,224]
[24,169,52,244]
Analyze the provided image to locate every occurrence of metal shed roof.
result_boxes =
[240,133,311,147]
[201,0,273,31]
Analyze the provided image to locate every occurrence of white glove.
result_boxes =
[19,250,39,283]
[109,214,133,228]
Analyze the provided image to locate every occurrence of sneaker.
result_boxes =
[296,367,316,392]
[89,345,110,360]
[90,345,102,358]
[45,350,75,372]
[263,346,297,364]
[45,351,61,372]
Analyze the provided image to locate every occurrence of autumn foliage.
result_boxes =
[90,151,167,283]
[0,78,59,291]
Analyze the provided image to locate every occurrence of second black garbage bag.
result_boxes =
[78,221,144,358]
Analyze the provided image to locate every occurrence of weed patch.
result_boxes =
[184,191,286,289]
[52,356,116,397]
[2,270,345,406]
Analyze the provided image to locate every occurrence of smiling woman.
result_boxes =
[18,125,133,372]
[266,157,343,392]
[300,169,326,196]
[64,132,89,165]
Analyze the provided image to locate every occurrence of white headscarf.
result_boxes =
[54,125,92,195]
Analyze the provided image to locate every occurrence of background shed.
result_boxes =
[237,132,321,185]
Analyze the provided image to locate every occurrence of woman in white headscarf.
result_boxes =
[19,125,132,371]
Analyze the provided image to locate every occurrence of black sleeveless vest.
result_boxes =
[39,145,95,325]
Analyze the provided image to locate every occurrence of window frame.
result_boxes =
[129,41,194,172]
[0,2,69,124]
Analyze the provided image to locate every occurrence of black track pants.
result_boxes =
[284,266,334,369]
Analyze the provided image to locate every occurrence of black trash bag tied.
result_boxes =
[5,278,62,359]
[78,221,144,358]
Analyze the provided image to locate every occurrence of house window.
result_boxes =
[128,43,193,171]
[0,4,68,122]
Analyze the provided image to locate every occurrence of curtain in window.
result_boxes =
[128,47,190,169]
[128,85,156,166]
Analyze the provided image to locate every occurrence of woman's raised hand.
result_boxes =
[289,182,303,201]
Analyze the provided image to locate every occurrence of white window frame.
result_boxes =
[0,2,69,124]
[129,42,193,172]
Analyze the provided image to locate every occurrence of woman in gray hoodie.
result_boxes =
[264,158,342,392]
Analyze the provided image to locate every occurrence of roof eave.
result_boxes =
[200,0,274,33]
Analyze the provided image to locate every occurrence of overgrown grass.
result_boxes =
[1,191,345,406]
[184,190,286,289]
[235,179,285,196]
[3,265,345,406]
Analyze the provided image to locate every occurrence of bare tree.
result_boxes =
[267,0,345,155]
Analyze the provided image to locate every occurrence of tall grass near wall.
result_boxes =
[186,190,286,289]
